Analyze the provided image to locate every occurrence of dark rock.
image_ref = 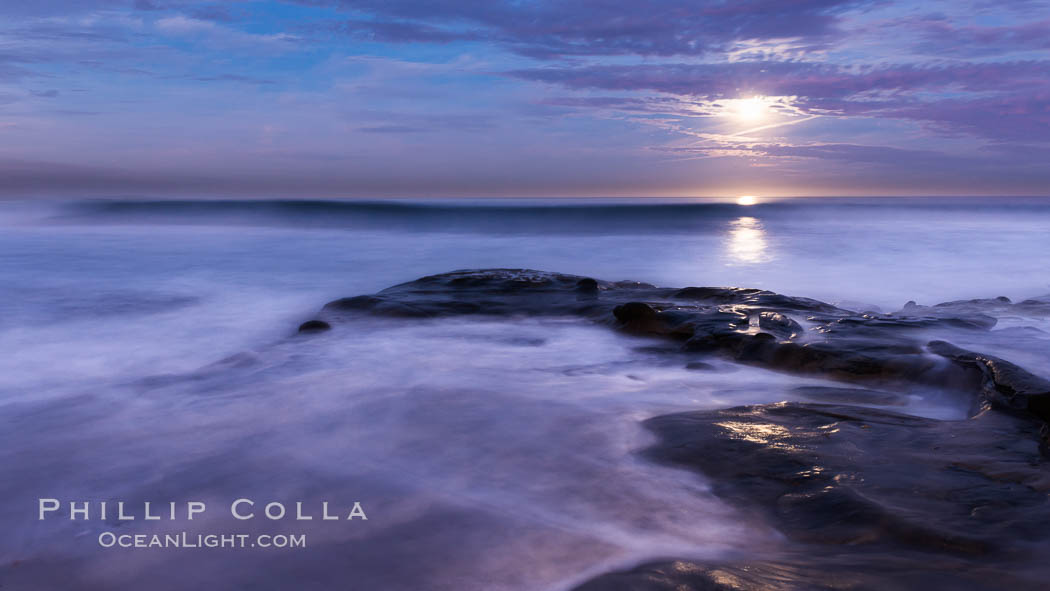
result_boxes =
[790,385,909,406]
[575,277,600,294]
[893,294,1050,327]
[756,311,802,339]
[323,295,382,311]
[812,308,999,337]
[573,555,1026,591]
[573,560,807,591]
[928,340,1050,422]
[642,402,1049,552]
[574,401,1050,590]
[673,286,766,302]
[679,310,751,348]
[309,268,1050,430]
[992,326,1049,339]
[613,302,660,331]
[305,269,1050,589]
[934,296,1012,307]
[632,345,685,355]
[620,401,1050,590]
[672,286,838,313]
[297,319,331,333]
[319,269,624,320]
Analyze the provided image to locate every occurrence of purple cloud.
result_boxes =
[908,16,1050,57]
[882,93,1050,142]
[510,60,1050,142]
[1,0,1049,196]
[316,0,874,57]
[511,61,1049,99]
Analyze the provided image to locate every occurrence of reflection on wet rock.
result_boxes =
[304,269,1050,589]
[580,402,1050,590]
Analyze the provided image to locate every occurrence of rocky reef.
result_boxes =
[303,269,1050,590]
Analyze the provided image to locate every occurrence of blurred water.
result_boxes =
[1,197,1049,590]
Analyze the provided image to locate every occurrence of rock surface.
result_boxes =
[311,269,1043,405]
[297,319,331,333]
[575,402,1050,590]
[309,269,1050,590]
[643,403,1048,552]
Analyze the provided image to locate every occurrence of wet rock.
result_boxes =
[710,335,946,386]
[213,352,261,368]
[894,294,1050,327]
[575,277,600,294]
[790,385,909,406]
[992,326,1049,339]
[613,302,661,332]
[323,295,382,311]
[836,299,883,313]
[573,401,1050,590]
[755,311,802,339]
[320,269,624,320]
[672,286,838,314]
[311,268,1049,427]
[297,319,331,333]
[642,403,1048,552]
[679,310,752,348]
[673,286,766,302]
[572,555,1027,591]
[829,311,997,332]
[928,340,1050,422]
[307,269,1050,589]
[573,560,804,591]
[1016,299,1050,315]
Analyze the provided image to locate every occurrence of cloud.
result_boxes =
[881,93,1050,142]
[356,124,430,133]
[510,61,1049,99]
[314,0,876,58]
[1,0,1049,196]
[756,142,962,165]
[187,5,239,23]
[152,12,300,48]
[908,16,1050,57]
[155,14,216,33]
[134,0,164,11]
[509,60,1050,142]
[191,73,276,85]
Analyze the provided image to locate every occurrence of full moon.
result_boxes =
[734,97,768,122]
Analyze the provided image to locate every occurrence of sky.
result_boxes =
[0,0,1048,198]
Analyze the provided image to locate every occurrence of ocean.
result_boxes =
[2,197,1049,589]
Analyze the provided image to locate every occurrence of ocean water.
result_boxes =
[1,197,1049,590]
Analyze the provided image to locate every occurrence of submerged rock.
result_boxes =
[572,402,1050,590]
[312,269,1047,418]
[790,385,909,406]
[310,269,1050,590]
[572,554,1034,591]
[575,277,600,296]
[928,340,1050,423]
[643,403,1048,552]
[297,319,331,333]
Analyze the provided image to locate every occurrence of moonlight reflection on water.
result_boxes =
[726,216,770,264]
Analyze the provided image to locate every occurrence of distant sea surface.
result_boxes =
[2,197,1049,590]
